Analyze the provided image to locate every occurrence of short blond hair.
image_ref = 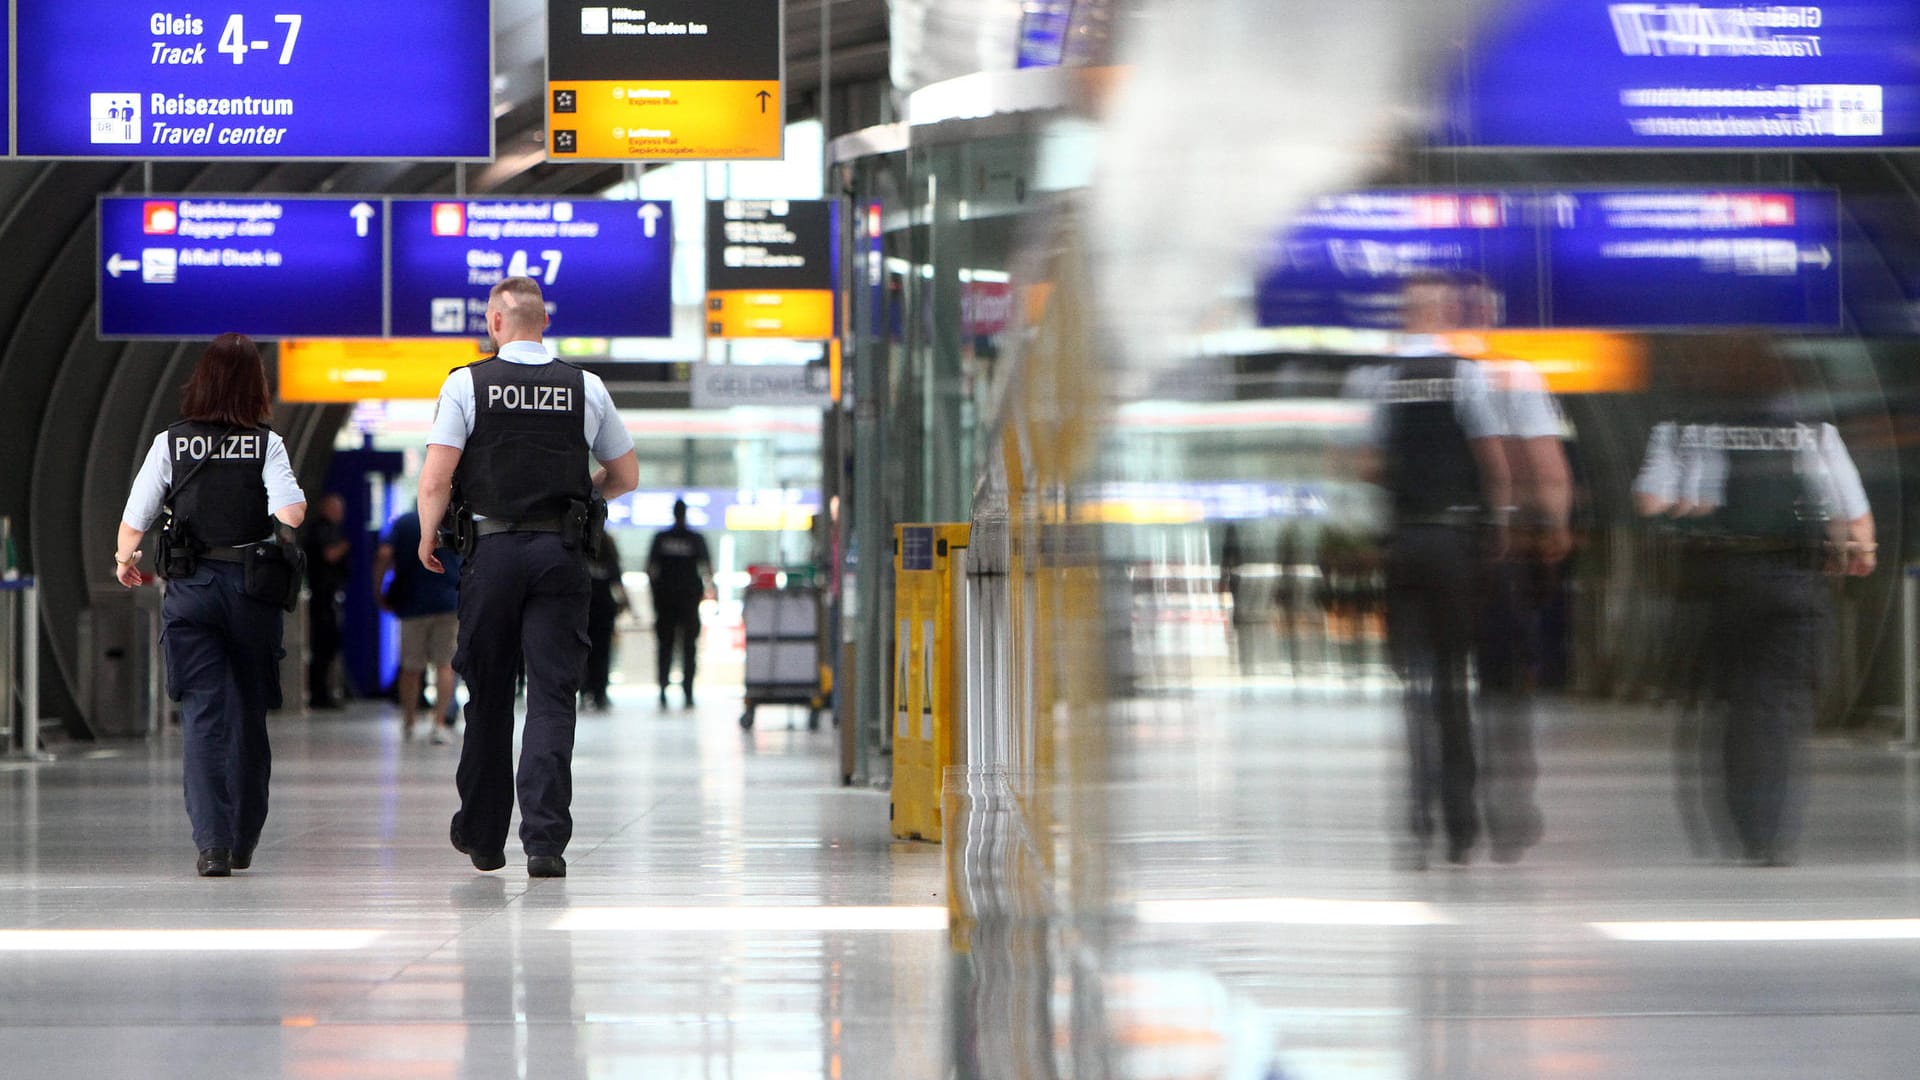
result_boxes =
[488,277,546,333]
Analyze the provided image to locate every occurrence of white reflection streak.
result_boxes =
[1594,920,1920,942]
[555,907,949,932]
[1135,898,1448,927]
[0,930,384,952]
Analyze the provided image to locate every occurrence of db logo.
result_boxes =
[144,201,179,235]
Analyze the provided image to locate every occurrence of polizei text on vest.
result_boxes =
[486,384,576,412]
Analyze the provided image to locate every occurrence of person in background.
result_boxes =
[373,506,461,744]
[582,538,628,712]
[113,333,307,877]
[647,499,712,709]
[303,492,351,708]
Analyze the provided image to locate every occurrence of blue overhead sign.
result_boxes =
[14,1,493,159]
[1256,192,1541,330]
[1256,188,1843,330]
[387,199,674,339]
[1545,190,1842,327]
[1442,0,1920,149]
[98,196,385,339]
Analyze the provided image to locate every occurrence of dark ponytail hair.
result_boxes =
[180,333,272,427]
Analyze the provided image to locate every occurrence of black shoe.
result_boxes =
[197,848,232,877]
[1445,838,1474,866]
[658,688,669,708]
[528,854,567,878]
[450,819,505,872]
[682,690,695,709]
[231,844,256,871]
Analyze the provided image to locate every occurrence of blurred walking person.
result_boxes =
[582,538,628,711]
[1367,273,1511,867]
[374,506,461,744]
[1636,337,1873,866]
[647,499,712,709]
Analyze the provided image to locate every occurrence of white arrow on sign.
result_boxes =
[1799,245,1832,270]
[106,254,140,278]
[350,202,376,238]
[638,203,663,239]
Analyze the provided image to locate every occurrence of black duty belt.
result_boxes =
[476,517,564,537]
[200,547,250,564]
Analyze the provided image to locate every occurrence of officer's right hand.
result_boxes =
[419,537,445,575]
[114,551,145,589]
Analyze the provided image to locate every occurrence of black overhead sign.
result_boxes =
[705,199,835,292]
[546,0,785,160]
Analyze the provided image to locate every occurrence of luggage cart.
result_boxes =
[740,584,824,731]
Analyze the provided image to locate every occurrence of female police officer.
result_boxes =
[113,334,307,877]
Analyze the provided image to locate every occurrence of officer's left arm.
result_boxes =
[595,450,639,501]
[417,444,462,575]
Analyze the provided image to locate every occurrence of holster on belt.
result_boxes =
[562,496,608,557]
[446,502,477,558]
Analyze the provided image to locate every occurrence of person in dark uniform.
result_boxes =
[582,538,628,712]
[417,277,639,878]
[113,333,307,877]
[1368,272,1511,867]
[303,492,350,707]
[646,500,712,709]
[1637,339,1874,866]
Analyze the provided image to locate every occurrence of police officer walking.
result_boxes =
[1637,338,1873,866]
[417,277,638,878]
[647,499,712,709]
[114,334,307,877]
[1368,272,1511,867]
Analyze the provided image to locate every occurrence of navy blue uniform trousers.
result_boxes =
[1386,525,1481,852]
[1706,552,1824,861]
[452,532,591,858]
[161,561,282,853]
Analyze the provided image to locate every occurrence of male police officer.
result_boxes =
[1369,272,1511,867]
[417,277,638,878]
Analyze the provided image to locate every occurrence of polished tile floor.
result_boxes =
[0,690,949,1080]
[5,680,1920,1078]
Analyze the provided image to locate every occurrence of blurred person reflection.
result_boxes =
[1218,523,1263,677]
[1458,276,1572,863]
[1635,336,1874,866]
[1365,272,1512,867]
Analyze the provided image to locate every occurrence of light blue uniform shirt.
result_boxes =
[426,340,634,463]
[122,429,304,536]
[1635,419,1870,521]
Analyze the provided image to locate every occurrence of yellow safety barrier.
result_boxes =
[892,523,970,842]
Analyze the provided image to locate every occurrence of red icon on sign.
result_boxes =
[143,201,179,235]
[431,203,467,237]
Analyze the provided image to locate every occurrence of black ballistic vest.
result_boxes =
[649,527,709,604]
[1690,410,1825,544]
[166,421,271,547]
[1381,356,1483,522]
[457,356,592,521]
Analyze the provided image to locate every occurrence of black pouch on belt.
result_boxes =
[242,523,305,612]
[157,512,202,579]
